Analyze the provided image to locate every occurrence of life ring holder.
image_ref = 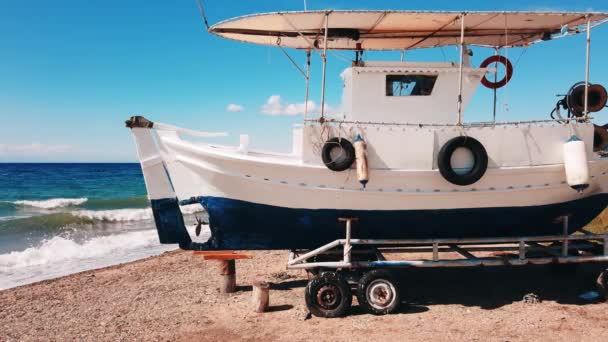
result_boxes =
[322,137,356,172]
[480,55,513,89]
[438,136,488,186]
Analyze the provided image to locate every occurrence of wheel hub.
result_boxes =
[316,285,341,309]
[367,280,395,309]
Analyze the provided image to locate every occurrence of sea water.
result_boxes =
[0,163,209,290]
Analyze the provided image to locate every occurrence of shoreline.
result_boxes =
[2,250,608,341]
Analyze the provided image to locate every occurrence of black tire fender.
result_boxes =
[321,137,355,172]
[438,136,488,186]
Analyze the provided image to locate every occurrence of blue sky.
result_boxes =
[1,0,608,162]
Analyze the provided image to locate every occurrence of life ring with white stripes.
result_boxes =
[480,55,513,89]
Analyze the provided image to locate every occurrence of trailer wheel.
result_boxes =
[596,269,608,301]
[356,269,401,315]
[305,271,352,318]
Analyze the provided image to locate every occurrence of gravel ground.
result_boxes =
[1,250,608,341]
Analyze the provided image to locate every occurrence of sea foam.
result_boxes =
[14,198,88,209]
[0,230,160,269]
[73,208,153,222]
[71,203,204,222]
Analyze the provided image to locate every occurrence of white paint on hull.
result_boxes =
[150,130,608,211]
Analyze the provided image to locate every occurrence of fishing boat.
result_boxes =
[126,10,608,250]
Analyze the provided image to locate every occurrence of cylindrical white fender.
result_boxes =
[563,136,590,192]
[354,135,369,188]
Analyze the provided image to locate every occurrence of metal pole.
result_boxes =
[584,17,591,118]
[562,215,569,257]
[457,13,466,125]
[320,12,329,121]
[304,50,311,121]
[518,241,526,260]
[344,219,352,264]
[493,48,498,123]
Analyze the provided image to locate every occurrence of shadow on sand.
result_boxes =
[396,263,606,310]
[272,263,607,312]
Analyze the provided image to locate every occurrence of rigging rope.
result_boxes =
[502,14,509,115]
[195,0,210,30]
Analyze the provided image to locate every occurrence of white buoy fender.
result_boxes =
[354,135,369,188]
[563,136,590,192]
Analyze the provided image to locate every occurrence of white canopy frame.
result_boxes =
[208,10,608,125]
[210,11,608,50]
[584,16,592,119]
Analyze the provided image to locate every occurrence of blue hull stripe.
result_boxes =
[150,198,192,249]
[195,194,608,250]
[149,194,608,250]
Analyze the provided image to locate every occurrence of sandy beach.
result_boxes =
[2,249,608,341]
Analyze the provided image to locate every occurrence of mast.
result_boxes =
[304,50,311,121]
[320,12,329,121]
[457,13,466,125]
[584,16,591,119]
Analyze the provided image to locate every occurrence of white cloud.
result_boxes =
[0,143,73,155]
[260,95,335,116]
[226,104,244,112]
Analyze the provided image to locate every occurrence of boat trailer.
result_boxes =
[288,217,608,317]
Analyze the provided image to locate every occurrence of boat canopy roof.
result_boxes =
[209,10,608,50]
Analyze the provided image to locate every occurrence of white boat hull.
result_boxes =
[129,124,608,250]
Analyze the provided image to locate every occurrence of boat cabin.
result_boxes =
[341,61,485,124]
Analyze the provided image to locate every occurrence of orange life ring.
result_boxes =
[480,55,513,89]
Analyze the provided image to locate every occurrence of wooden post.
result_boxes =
[252,280,270,313]
[193,251,251,294]
[219,260,236,293]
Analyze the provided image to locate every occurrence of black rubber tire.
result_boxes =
[438,136,488,186]
[356,269,401,315]
[321,137,355,172]
[593,124,608,151]
[305,271,352,318]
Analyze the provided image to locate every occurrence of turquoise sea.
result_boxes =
[0,163,207,290]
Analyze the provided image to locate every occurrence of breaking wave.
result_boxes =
[0,203,206,235]
[72,203,204,222]
[13,198,88,209]
[83,197,149,210]
[5,197,152,211]
[0,230,160,270]
[73,208,153,222]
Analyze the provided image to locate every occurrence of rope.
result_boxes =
[493,47,498,123]
[276,41,308,79]
[329,51,352,64]
[502,13,509,115]
[195,0,210,30]
[513,46,528,69]
[439,46,447,62]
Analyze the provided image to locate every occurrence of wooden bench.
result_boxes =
[193,251,252,293]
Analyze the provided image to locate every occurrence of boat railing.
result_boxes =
[303,117,593,128]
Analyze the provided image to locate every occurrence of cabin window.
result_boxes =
[386,75,437,96]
